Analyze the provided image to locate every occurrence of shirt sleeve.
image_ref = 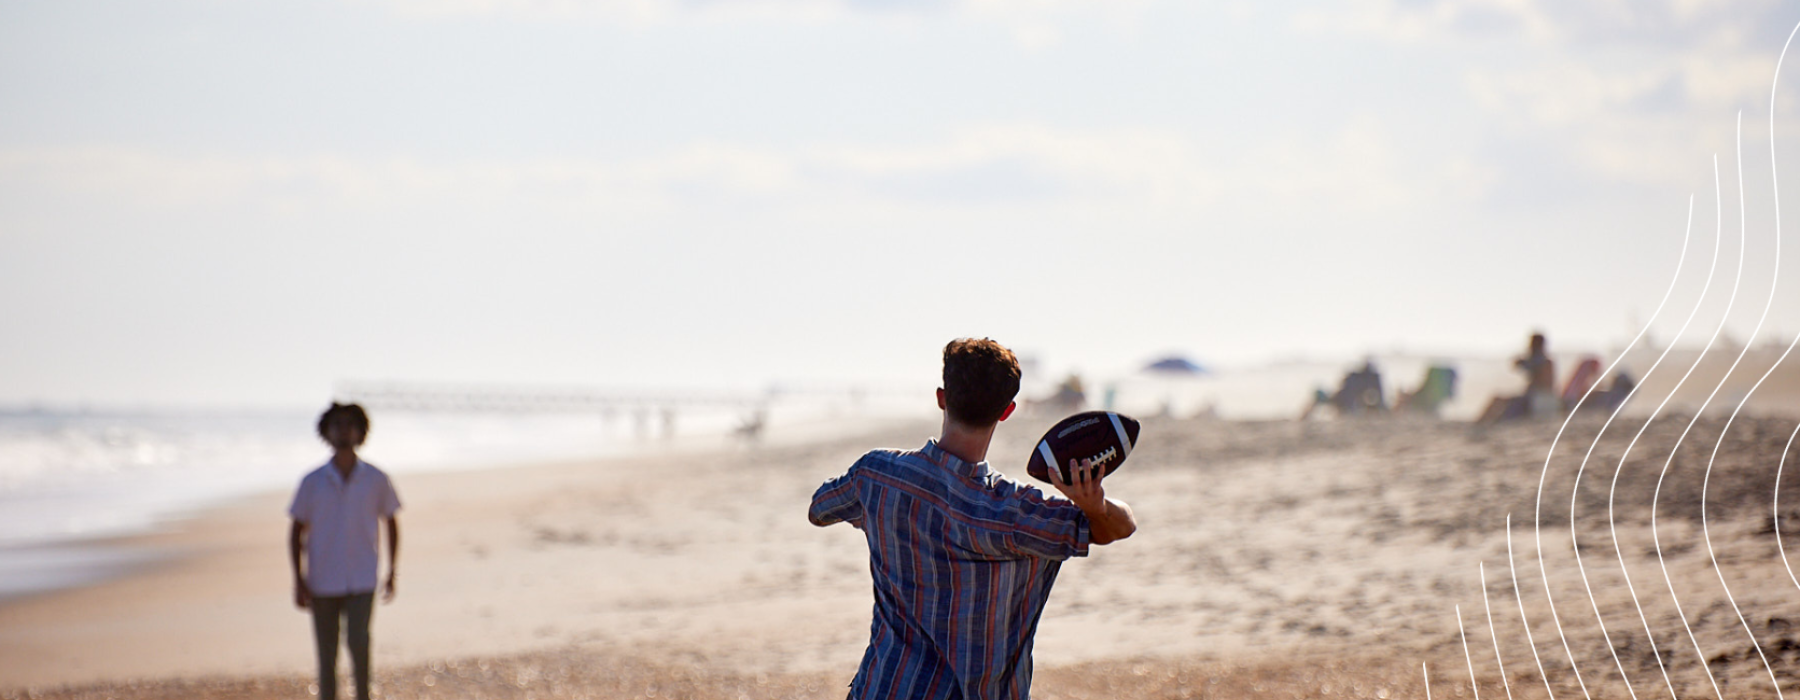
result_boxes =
[1002,483,1090,560]
[379,473,401,518]
[808,462,864,528]
[287,476,311,523]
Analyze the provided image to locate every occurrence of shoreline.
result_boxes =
[4,410,1797,698]
[0,411,921,604]
[0,415,942,689]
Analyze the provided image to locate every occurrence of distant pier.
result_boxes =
[333,380,892,440]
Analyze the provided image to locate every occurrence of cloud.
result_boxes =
[0,123,1490,231]
[1300,0,1800,192]
[1303,0,1791,50]
[354,0,1152,48]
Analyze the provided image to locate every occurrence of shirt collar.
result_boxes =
[922,439,992,480]
[323,459,365,484]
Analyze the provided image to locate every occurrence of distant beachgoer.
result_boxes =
[1301,360,1387,419]
[808,338,1137,699]
[1479,333,1559,423]
[1579,370,1637,415]
[288,403,402,700]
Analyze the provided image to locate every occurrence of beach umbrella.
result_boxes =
[1143,356,1206,374]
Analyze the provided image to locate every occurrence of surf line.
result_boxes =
[1652,152,1744,700]
[1559,160,1697,700]
[1479,562,1516,700]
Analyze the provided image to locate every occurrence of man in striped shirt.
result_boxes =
[809,338,1138,699]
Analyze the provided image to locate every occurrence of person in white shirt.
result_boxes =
[288,403,401,700]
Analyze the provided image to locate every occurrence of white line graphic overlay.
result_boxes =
[1603,197,1702,700]
[1507,513,1557,700]
[1459,604,1482,700]
[1779,422,1800,593]
[1481,562,1516,700]
[1562,173,1699,700]
[1695,22,1800,696]
[1652,153,1743,700]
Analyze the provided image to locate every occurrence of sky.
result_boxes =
[3,0,1800,407]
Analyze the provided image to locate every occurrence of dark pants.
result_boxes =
[311,592,374,700]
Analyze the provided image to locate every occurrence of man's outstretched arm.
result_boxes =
[1049,458,1137,545]
[808,472,864,528]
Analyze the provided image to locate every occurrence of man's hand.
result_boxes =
[1048,457,1106,512]
[294,579,312,610]
[1049,457,1138,545]
[383,573,397,603]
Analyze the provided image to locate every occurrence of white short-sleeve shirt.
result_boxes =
[288,460,401,597]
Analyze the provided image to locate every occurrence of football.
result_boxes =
[1025,411,1141,484]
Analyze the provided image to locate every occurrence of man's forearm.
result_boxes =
[1086,498,1137,545]
[385,517,400,576]
[288,522,306,582]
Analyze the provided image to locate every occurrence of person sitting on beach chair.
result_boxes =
[1301,360,1388,419]
[1478,332,1558,423]
[1575,370,1636,415]
[808,338,1137,699]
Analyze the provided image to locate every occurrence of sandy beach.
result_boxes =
[4,403,1800,699]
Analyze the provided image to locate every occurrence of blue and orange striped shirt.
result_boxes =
[809,440,1090,700]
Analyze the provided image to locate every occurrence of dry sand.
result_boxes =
[4,409,1800,699]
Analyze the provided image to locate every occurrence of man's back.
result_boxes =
[810,441,1089,700]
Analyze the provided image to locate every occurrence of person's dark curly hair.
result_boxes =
[317,402,371,445]
[942,338,1021,427]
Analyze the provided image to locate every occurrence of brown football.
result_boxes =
[1025,411,1140,484]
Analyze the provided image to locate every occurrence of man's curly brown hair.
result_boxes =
[316,402,371,445]
[942,338,1021,427]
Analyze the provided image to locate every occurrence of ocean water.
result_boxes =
[0,402,865,600]
[0,355,1570,601]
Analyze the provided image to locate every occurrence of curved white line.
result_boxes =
[1459,604,1482,700]
[1778,422,1800,592]
[1508,513,1558,699]
[1697,24,1800,697]
[1425,662,1434,700]
[1759,13,1800,620]
[1562,163,1699,700]
[1652,153,1744,700]
[1604,198,1702,700]
[1481,562,1517,700]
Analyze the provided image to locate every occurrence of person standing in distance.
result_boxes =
[289,403,401,700]
[809,338,1138,699]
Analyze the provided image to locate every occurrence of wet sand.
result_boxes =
[4,408,1800,699]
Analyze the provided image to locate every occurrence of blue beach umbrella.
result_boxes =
[1143,356,1206,374]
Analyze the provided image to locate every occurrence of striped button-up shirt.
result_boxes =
[809,440,1090,700]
